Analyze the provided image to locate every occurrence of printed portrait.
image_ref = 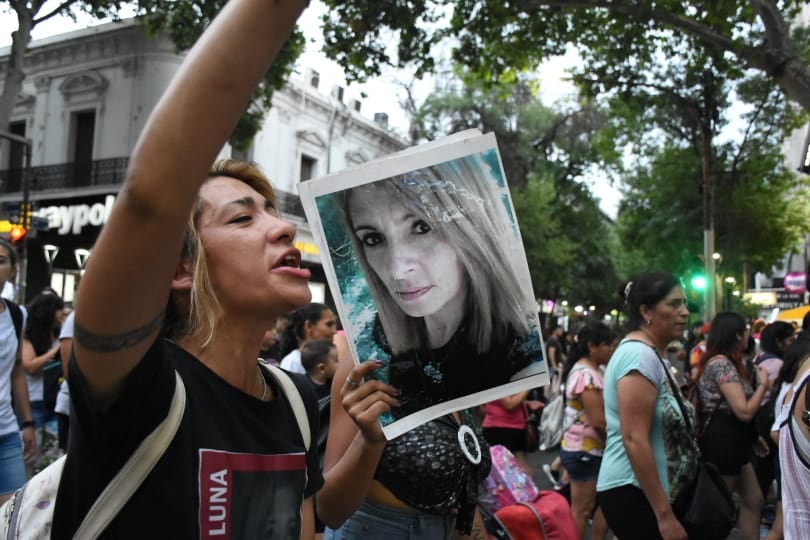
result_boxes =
[301,133,548,438]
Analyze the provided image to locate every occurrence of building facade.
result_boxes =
[0,20,406,304]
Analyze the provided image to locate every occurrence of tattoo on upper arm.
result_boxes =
[75,311,165,352]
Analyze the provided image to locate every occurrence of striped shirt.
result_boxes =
[779,369,810,540]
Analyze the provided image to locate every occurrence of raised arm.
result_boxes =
[73,0,308,407]
[498,391,530,411]
[317,333,398,528]
[720,365,770,422]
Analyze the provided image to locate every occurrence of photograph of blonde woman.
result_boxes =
[312,147,546,432]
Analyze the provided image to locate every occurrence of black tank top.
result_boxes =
[373,410,491,533]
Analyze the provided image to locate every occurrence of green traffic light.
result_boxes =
[691,275,707,290]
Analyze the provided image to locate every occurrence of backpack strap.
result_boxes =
[73,370,186,538]
[2,299,22,343]
[261,363,311,451]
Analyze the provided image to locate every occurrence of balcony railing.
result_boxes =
[276,190,305,219]
[0,157,130,194]
[0,156,308,220]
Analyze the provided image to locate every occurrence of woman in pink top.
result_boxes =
[560,322,617,540]
[483,391,538,474]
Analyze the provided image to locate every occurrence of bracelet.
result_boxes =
[20,420,35,429]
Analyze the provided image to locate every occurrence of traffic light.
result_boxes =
[19,203,32,228]
[8,225,26,244]
[691,274,707,291]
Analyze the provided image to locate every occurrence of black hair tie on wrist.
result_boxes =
[20,420,35,429]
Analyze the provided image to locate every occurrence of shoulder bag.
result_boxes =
[651,347,736,540]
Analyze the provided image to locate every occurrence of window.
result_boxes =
[70,110,96,187]
[3,121,26,191]
[300,155,317,182]
[8,121,26,170]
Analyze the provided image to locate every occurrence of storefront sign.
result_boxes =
[777,290,805,310]
[34,195,116,235]
[785,272,807,295]
[744,291,778,307]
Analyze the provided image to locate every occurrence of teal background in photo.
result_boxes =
[316,191,396,424]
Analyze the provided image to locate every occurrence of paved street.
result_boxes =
[525,449,745,540]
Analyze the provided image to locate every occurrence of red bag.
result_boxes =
[493,491,578,540]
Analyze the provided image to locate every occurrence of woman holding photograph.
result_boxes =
[318,332,491,540]
[341,156,542,418]
[49,0,333,537]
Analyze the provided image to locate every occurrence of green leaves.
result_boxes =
[411,74,620,307]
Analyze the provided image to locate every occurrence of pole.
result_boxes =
[702,137,716,321]
[0,131,32,303]
[18,141,30,304]
[701,70,716,322]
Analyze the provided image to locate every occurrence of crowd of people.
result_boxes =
[533,274,810,540]
[0,2,807,539]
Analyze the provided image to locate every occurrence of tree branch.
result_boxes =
[518,0,758,61]
[749,0,790,50]
[33,0,77,26]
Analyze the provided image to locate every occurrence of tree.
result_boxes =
[0,0,129,137]
[411,73,620,307]
[576,33,810,290]
[615,120,810,284]
[0,1,304,152]
[318,1,810,116]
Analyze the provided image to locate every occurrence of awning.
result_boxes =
[776,305,810,322]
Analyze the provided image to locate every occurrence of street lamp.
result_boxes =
[43,244,59,284]
[74,248,91,274]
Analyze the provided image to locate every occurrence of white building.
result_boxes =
[0,19,407,303]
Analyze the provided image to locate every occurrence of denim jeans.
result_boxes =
[0,431,26,495]
[324,501,455,540]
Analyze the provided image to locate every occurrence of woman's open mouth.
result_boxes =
[397,287,432,301]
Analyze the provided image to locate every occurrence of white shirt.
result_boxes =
[0,306,19,436]
[279,349,305,375]
[772,382,792,433]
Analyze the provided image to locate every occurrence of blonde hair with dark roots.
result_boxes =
[163,159,277,346]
